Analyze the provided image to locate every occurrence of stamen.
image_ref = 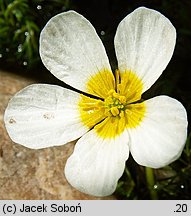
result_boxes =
[96,100,104,106]
[115,69,120,91]
[104,110,112,117]
[113,92,120,99]
[119,110,125,118]
[110,107,119,116]
[108,89,115,96]
[119,96,126,104]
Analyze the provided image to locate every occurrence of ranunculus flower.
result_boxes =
[4,7,187,196]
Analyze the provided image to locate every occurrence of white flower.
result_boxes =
[4,7,187,196]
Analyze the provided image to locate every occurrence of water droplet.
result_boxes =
[100,30,105,36]
[23,61,28,66]
[180,185,184,189]
[37,5,42,10]
[0,54,2,58]
[6,48,9,52]
[17,44,22,53]
[62,6,66,11]
[154,185,158,189]
[25,31,29,36]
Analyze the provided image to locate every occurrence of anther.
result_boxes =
[108,89,115,96]
[104,110,112,117]
[119,111,125,118]
[119,96,126,104]
[110,107,119,116]
[96,100,103,106]
[113,92,120,99]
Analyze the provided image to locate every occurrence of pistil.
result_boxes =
[104,89,127,117]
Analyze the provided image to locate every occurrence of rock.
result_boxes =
[0,70,115,199]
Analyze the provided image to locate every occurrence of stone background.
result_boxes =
[0,70,114,199]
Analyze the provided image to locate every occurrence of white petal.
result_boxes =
[129,96,188,168]
[65,130,129,196]
[4,84,90,149]
[40,11,112,93]
[114,7,176,93]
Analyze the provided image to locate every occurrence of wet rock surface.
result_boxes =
[0,70,114,200]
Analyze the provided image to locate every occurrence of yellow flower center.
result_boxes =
[78,69,146,138]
